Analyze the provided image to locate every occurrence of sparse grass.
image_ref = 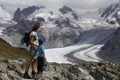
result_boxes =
[0,38,29,60]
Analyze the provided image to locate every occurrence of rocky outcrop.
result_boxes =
[21,6,39,19]
[100,2,120,18]
[59,6,79,20]
[99,1,120,25]
[59,6,73,14]
[46,27,80,48]
[72,12,79,20]
[54,18,71,27]
[13,8,21,21]
[97,27,120,64]
[13,6,39,21]
[0,59,120,80]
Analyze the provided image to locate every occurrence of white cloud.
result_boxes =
[0,0,119,15]
[61,0,118,9]
[0,7,12,20]
[0,0,118,8]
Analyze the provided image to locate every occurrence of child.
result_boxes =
[37,38,46,74]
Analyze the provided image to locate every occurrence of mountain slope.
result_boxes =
[99,1,120,24]
[97,27,120,63]
[100,1,120,18]
[0,38,29,60]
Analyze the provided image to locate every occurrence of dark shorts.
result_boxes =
[29,46,38,59]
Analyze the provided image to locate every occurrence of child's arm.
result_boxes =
[43,51,46,61]
[42,46,46,61]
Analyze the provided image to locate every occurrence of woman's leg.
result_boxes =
[23,59,32,78]
[29,46,36,72]
[24,59,31,72]
[31,59,36,71]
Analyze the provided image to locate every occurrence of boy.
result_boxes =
[37,38,46,74]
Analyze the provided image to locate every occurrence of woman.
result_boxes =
[24,22,40,78]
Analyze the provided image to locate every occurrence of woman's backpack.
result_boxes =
[20,31,31,47]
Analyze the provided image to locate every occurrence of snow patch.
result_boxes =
[0,27,5,35]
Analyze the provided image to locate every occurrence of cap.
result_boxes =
[38,38,45,44]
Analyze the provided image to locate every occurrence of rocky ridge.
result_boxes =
[0,59,120,80]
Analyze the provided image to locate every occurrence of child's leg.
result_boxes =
[37,57,44,73]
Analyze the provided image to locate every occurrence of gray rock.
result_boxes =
[13,8,21,21]
[13,6,40,22]
[59,6,73,14]
[0,59,120,80]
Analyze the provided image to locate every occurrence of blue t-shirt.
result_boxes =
[37,45,44,57]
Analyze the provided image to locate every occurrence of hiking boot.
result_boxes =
[23,72,31,79]
[31,71,36,77]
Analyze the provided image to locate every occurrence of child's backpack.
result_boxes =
[20,31,31,47]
